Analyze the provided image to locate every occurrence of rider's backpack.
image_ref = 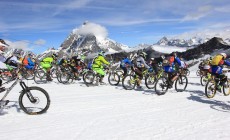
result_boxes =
[87,56,98,69]
[162,56,174,66]
[211,55,224,65]
[22,56,29,65]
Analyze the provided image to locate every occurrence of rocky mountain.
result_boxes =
[157,36,208,47]
[108,37,230,63]
[59,23,129,57]
[173,37,230,60]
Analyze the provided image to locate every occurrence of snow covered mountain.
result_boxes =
[157,36,209,47]
[59,22,129,57]
[157,36,230,47]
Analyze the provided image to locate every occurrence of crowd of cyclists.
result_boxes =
[0,38,230,99]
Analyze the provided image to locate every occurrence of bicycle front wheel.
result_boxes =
[122,74,136,90]
[205,80,216,98]
[83,70,95,84]
[108,72,120,86]
[186,69,190,76]
[223,79,230,96]
[34,69,47,84]
[155,77,168,95]
[175,75,188,92]
[200,75,208,86]
[196,70,200,76]
[145,74,156,89]
[19,86,50,115]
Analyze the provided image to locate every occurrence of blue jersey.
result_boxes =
[120,58,132,68]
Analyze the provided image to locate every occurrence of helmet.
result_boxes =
[52,53,58,58]
[77,55,81,59]
[0,39,9,47]
[150,57,155,61]
[140,52,147,58]
[220,53,227,59]
[172,52,177,57]
[98,51,105,56]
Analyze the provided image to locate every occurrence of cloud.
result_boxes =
[73,22,108,41]
[182,5,213,21]
[6,40,32,51]
[34,39,46,45]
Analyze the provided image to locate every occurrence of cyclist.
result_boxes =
[40,53,58,81]
[0,39,9,92]
[92,51,110,84]
[24,53,35,70]
[69,55,86,80]
[163,52,182,88]
[132,52,151,89]
[210,53,230,92]
[5,50,22,69]
[149,55,164,75]
[120,56,132,77]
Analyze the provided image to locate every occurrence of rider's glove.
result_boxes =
[148,68,153,72]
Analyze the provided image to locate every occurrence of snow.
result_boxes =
[1,69,230,140]
[151,45,187,53]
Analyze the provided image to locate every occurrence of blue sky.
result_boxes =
[0,0,230,54]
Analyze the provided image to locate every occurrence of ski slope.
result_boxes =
[1,70,230,140]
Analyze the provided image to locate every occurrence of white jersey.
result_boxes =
[0,54,7,69]
[180,61,187,68]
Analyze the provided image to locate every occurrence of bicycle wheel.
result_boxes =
[83,70,95,84]
[19,86,50,115]
[205,80,216,98]
[145,74,156,89]
[200,75,208,86]
[116,70,124,77]
[196,70,200,76]
[155,77,168,95]
[108,72,120,86]
[122,74,136,90]
[175,75,188,92]
[34,69,47,84]
[186,69,190,76]
[51,68,57,78]
[59,71,71,84]
[223,79,230,96]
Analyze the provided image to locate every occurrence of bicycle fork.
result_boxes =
[20,82,37,103]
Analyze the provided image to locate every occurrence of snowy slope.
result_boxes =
[1,70,230,140]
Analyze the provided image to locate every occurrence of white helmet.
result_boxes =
[140,52,147,58]
[220,53,227,59]
[150,57,155,61]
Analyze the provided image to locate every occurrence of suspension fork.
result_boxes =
[20,81,36,103]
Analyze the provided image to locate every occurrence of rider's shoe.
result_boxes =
[46,78,53,81]
[100,81,106,85]
[75,77,81,81]
[168,81,173,89]
[0,87,6,93]
[136,86,143,89]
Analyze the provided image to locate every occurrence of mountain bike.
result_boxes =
[122,68,150,90]
[145,69,165,89]
[0,68,50,115]
[83,67,110,86]
[205,74,230,98]
[200,72,211,86]
[155,69,188,95]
